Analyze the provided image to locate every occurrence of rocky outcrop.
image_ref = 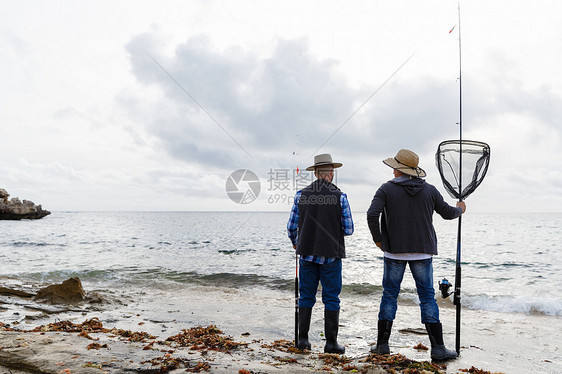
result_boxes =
[1,277,87,305]
[0,188,50,220]
[35,277,86,304]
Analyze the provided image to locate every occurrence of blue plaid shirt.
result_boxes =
[287,190,354,264]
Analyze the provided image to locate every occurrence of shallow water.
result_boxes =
[2,211,560,315]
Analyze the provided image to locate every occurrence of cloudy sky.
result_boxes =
[1,0,560,213]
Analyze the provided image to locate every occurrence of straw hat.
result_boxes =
[306,154,343,171]
[383,149,426,178]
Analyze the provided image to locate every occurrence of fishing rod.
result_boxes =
[293,134,299,348]
[437,2,464,356]
[295,252,299,348]
[454,1,463,355]
[437,2,491,358]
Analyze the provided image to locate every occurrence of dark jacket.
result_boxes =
[366,177,462,255]
[296,179,346,258]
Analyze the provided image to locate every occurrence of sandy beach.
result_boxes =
[1,325,391,374]
[0,315,486,374]
[2,277,559,374]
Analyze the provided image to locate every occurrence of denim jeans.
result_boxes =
[378,257,440,324]
[299,258,342,311]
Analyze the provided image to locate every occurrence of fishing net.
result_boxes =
[435,140,490,200]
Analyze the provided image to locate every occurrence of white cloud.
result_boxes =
[123,33,361,169]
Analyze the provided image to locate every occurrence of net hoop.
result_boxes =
[435,140,490,200]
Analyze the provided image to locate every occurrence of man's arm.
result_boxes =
[366,187,385,248]
[287,191,301,247]
[340,193,354,236]
[432,185,465,219]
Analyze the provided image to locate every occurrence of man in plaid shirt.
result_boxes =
[287,153,354,354]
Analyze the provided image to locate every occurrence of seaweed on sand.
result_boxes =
[143,354,210,373]
[317,353,354,371]
[30,319,83,333]
[459,367,506,374]
[413,342,429,351]
[29,317,105,333]
[362,353,446,373]
[163,325,248,353]
[86,342,108,350]
[27,317,157,342]
[260,339,304,353]
[108,328,156,342]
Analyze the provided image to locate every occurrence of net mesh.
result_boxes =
[435,140,490,200]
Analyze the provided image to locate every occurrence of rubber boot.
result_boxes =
[297,307,312,350]
[425,323,458,361]
[324,310,345,354]
[370,320,393,354]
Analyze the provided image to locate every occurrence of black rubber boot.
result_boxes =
[425,323,458,361]
[370,320,393,354]
[297,307,312,350]
[324,309,345,354]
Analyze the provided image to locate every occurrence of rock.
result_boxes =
[35,278,86,304]
[0,331,123,373]
[0,188,50,220]
[0,287,34,298]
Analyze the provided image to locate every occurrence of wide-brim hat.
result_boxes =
[306,153,343,171]
[383,149,426,178]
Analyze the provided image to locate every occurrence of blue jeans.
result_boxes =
[299,258,342,311]
[378,257,440,324]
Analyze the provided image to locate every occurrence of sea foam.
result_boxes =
[464,294,562,316]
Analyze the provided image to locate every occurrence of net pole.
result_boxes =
[455,218,462,354]
[454,1,463,355]
[294,138,300,348]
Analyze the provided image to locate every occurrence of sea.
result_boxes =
[1,211,561,373]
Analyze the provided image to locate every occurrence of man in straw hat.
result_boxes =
[366,149,465,361]
[288,153,354,354]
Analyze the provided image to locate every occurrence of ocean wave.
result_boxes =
[140,270,294,291]
[6,241,64,248]
[342,283,383,295]
[464,294,562,316]
[217,249,256,255]
[464,261,533,269]
[14,268,289,291]
[148,272,388,297]
[18,269,126,285]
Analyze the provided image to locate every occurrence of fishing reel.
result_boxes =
[439,278,453,298]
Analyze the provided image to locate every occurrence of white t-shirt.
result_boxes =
[384,252,432,261]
